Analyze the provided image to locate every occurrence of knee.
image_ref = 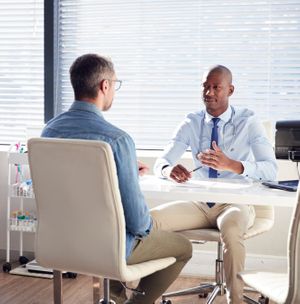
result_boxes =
[150,209,170,231]
[150,208,160,222]
[150,209,162,230]
[220,223,244,247]
[176,234,193,261]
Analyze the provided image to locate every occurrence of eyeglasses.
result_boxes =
[105,79,122,91]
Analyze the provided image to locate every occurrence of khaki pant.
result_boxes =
[110,229,192,304]
[150,201,256,304]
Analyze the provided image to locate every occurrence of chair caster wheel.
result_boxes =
[161,300,172,304]
[3,262,11,272]
[19,256,29,265]
[258,296,269,304]
[199,292,208,298]
[63,272,77,279]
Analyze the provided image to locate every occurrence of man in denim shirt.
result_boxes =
[42,53,192,304]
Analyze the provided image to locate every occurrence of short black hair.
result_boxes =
[208,65,232,84]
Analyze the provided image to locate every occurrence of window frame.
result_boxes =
[44,0,57,123]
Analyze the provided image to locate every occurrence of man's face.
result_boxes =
[202,71,234,116]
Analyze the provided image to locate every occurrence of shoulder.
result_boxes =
[172,110,204,136]
[233,107,255,119]
[186,110,205,121]
[233,107,259,125]
[109,126,135,150]
[233,107,266,139]
[180,110,204,127]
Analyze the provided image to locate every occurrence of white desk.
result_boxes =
[140,175,297,207]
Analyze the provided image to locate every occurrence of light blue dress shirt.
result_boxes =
[42,100,152,259]
[154,106,278,181]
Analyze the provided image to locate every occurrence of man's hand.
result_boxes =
[197,141,244,175]
[165,164,191,183]
[137,160,149,176]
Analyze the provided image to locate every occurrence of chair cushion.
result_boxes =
[121,257,176,282]
[179,229,220,242]
[179,217,274,243]
[238,270,288,304]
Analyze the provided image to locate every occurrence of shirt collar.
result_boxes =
[204,106,232,124]
[69,100,104,118]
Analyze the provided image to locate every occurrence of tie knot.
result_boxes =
[212,117,220,126]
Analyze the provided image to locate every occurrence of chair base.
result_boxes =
[243,294,269,304]
[161,282,226,304]
[99,300,116,304]
[161,241,227,304]
[161,283,270,304]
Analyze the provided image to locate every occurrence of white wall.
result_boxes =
[0,147,298,273]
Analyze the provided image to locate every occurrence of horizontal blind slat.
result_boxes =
[0,0,44,144]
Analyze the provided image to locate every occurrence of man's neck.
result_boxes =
[78,97,104,111]
[207,108,227,117]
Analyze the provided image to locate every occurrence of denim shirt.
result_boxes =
[154,106,278,181]
[42,100,152,258]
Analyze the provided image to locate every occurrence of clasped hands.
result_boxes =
[167,141,243,183]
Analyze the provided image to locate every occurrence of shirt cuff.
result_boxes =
[240,160,262,180]
[154,160,171,178]
[161,165,170,178]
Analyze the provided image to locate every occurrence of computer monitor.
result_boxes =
[275,120,300,161]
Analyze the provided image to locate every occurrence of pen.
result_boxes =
[189,166,202,173]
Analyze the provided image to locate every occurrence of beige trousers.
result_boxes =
[150,201,256,304]
[110,229,193,304]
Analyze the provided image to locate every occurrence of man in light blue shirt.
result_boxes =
[42,53,192,304]
[152,65,277,304]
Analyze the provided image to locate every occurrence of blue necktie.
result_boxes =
[207,117,220,208]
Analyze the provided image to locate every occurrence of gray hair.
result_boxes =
[69,53,115,100]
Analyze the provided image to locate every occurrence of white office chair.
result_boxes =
[28,138,175,304]
[161,205,274,304]
[238,188,300,304]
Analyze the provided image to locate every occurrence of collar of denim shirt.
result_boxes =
[70,100,104,119]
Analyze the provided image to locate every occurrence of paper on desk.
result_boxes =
[173,178,253,189]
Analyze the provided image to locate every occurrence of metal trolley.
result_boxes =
[3,144,36,272]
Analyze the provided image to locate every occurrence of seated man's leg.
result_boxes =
[151,200,211,231]
[125,230,192,304]
[217,204,255,304]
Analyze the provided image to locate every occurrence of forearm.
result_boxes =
[154,141,188,178]
[229,159,244,175]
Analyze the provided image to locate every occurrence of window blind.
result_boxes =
[57,0,300,149]
[0,0,44,145]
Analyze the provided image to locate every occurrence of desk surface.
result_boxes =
[140,175,297,207]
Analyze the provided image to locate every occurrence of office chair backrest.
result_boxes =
[28,138,127,280]
[286,188,300,303]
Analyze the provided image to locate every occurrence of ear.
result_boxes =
[228,84,234,96]
[100,79,109,94]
